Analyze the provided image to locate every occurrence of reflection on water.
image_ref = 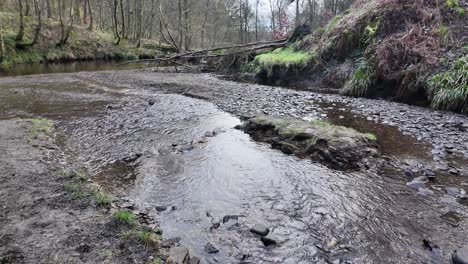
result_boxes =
[0,74,467,264]
[0,60,143,77]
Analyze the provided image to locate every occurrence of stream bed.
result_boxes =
[0,68,467,263]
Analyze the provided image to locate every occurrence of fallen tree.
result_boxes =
[116,39,288,68]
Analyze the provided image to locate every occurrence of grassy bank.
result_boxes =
[0,11,172,70]
[247,0,467,113]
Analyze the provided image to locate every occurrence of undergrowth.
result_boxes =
[341,59,376,97]
[30,118,53,138]
[253,47,313,70]
[114,210,138,226]
[426,55,467,113]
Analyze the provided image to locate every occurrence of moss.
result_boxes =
[341,59,376,97]
[114,210,138,226]
[311,119,330,127]
[366,133,377,141]
[254,47,313,69]
[426,55,468,113]
[446,0,465,16]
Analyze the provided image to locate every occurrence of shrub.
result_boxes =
[426,55,468,113]
[341,59,376,97]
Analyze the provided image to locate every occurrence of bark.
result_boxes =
[119,0,125,38]
[87,0,93,30]
[113,0,121,45]
[0,24,5,62]
[200,0,210,48]
[16,0,25,41]
[46,0,52,18]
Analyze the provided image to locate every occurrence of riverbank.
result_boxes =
[0,118,177,263]
[0,11,172,71]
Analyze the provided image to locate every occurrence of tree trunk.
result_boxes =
[255,0,259,41]
[295,0,300,26]
[200,0,210,48]
[0,23,5,62]
[87,0,93,30]
[113,0,121,45]
[46,0,52,18]
[119,0,125,38]
[16,0,25,41]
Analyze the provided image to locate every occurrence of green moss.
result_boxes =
[311,120,330,127]
[426,55,467,113]
[446,0,465,16]
[254,47,313,69]
[366,133,377,141]
[30,118,53,138]
[341,59,376,97]
[114,210,138,226]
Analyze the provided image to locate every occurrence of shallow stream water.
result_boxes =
[0,66,467,263]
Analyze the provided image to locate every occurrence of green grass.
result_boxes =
[114,210,138,225]
[254,47,313,69]
[92,187,112,208]
[64,182,88,198]
[426,55,467,113]
[136,228,155,247]
[311,119,331,127]
[30,118,53,138]
[366,133,377,141]
[341,59,376,97]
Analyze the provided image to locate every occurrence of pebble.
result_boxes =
[261,236,277,247]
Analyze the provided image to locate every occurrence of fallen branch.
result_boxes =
[117,40,287,67]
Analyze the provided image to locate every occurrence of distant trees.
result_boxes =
[0,0,357,51]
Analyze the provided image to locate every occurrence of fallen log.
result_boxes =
[116,39,288,67]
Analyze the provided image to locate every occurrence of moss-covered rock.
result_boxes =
[237,115,381,170]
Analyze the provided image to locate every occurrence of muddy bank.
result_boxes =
[0,118,174,263]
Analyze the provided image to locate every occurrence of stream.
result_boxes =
[0,65,467,264]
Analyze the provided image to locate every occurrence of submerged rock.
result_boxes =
[250,224,270,236]
[261,236,277,247]
[453,245,468,264]
[204,242,219,254]
[237,115,381,170]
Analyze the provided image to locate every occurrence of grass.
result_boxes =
[92,186,112,208]
[114,210,138,226]
[64,182,88,198]
[446,0,465,16]
[426,55,467,113]
[254,47,313,69]
[341,59,376,97]
[366,133,377,141]
[136,228,155,247]
[311,119,331,127]
[30,118,53,138]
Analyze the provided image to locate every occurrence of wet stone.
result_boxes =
[446,187,460,196]
[261,236,277,247]
[189,256,201,264]
[440,211,461,227]
[452,245,468,264]
[155,206,168,212]
[166,246,190,264]
[250,224,270,236]
[204,242,219,254]
[222,215,239,223]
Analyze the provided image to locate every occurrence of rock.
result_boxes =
[261,236,277,247]
[204,243,219,254]
[167,237,182,244]
[452,245,468,264]
[189,256,201,264]
[148,99,155,106]
[440,211,461,227]
[417,188,434,196]
[166,246,190,264]
[406,181,426,190]
[155,206,168,212]
[446,187,460,196]
[250,224,270,236]
[222,215,239,223]
[403,170,413,177]
[210,222,220,231]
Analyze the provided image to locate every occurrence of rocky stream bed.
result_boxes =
[0,68,467,264]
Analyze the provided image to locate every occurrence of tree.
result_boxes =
[16,0,25,41]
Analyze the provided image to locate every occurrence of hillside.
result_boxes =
[0,11,172,70]
[249,0,467,113]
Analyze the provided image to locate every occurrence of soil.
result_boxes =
[0,119,166,264]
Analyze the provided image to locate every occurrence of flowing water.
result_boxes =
[0,65,467,263]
